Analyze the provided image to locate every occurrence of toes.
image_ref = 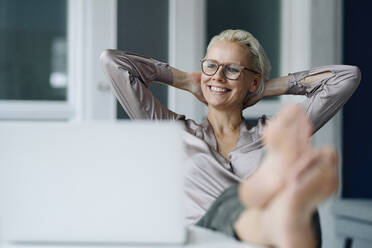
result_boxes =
[289,148,339,207]
[263,104,313,152]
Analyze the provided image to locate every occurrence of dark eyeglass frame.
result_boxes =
[200,59,260,80]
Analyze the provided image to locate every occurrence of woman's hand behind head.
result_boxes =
[188,71,208,105]
[170,68,207,105]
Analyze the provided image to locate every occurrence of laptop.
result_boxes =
[0,121,186,245]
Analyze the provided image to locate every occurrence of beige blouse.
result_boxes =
[100,49,361,224]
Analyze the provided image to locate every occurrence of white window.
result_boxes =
[0,0,117,121]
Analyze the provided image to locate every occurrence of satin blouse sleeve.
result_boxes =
[100,49,185,120]
[286,65,361,132]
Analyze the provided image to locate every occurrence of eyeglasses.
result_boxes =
[200,59,260,80]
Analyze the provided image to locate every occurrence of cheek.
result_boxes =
[238,90,249,103]
[236,81,251,98]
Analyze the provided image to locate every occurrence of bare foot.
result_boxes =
[234,148,338,248]
[239,105,313,207]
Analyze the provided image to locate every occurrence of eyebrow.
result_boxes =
[205,58,246,66]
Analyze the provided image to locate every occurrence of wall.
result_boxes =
[116,0,169,119]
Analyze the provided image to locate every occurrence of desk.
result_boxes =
[182,225,262,247]
[2,226,263,248]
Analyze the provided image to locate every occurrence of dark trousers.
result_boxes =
[196,184,322,248]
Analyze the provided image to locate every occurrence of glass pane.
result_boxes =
[206,0,280,101]
[0,0,67,100]
[116,0,168,119]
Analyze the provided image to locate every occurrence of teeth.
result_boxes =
[210,86,227,92]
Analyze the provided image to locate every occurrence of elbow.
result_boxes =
[340,65,361,96]
[100,49,117,68]
[345,65,361,82]
[351,65,361,83]
[340,65,361,88]
[100,49,135,76]
[348,65,362,90]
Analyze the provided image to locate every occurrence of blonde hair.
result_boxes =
[207,29,271,101]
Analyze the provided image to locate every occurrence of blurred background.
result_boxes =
[1,0,371,247]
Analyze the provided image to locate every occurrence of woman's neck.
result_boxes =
[207,107,243,135]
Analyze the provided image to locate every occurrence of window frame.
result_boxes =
[0,0,117,121]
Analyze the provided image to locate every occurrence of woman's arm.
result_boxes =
[263,71,335,97]
[100,49,187,120]
[246,71,335,103]
[249,65,361,133]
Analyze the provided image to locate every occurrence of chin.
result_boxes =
[207,98,244,111]
[206,100,229,110]
[205,95,222,106]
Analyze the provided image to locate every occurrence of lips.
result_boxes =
[208,85,231,93]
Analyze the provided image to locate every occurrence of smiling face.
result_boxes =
[201,40,260,111]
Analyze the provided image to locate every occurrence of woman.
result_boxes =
[100,29,360,247]
[211,104,339,248]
